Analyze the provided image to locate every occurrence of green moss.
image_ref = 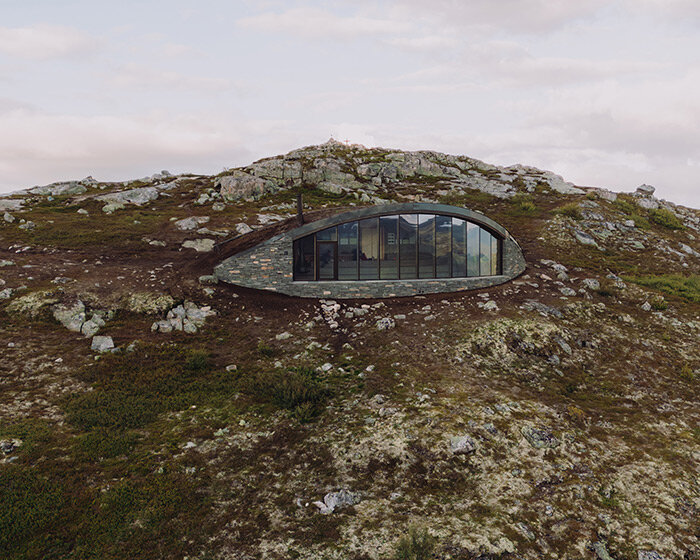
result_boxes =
[553,202,581,220]
[509,194,538,216]
[240,367,331,422]
[626,274,700,303]
[613,198,637,215]
[0,466,64,557]
[70,469,213,559]
[64,344,236,430]
[73,429,139,461]
[394,526,436,560]
[648,208,685,230]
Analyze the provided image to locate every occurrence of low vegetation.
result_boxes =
[0,142,698,559]
[394,526,436,560]
[648,208,685,230]
[553,201,582,220]
[626,274,700,303]
[240,367,332,423]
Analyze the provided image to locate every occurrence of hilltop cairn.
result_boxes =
[214,139,583,202]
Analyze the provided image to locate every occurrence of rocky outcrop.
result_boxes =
[213,139,583,203]
[151,301,216,333]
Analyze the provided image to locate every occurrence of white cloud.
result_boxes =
[0,109,295,191]
[107,63,242,93]
[0,24,98,60]
[385,0,610,33]
[236,7,413,39]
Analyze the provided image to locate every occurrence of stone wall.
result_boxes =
[214,203,526,299]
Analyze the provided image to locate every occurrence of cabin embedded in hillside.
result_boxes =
[214,203,525,298]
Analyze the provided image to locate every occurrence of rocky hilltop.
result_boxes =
[0,141,698,560]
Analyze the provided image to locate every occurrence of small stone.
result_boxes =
[376,317,395,330]
[212,202,226,211]
[81,319,100,338]
[314,489,361,514]
[582,278,601,291]
[320,363,333,372]
[483,300,499,311]
[641,301,652,312]
[592,542,615,560]
[77,208,89,215]
[559,287,576,296]
[276,331,292,341]
[636,184,655,196]
[198,275,218,285]
[225,364,237,372]
[182,239,215,252]
[183,441,197,449]
[637,552,663,560]
[175,216,210,231]
[102,202,125,214]
[53,301,86,332]
[235,223,253,235]
[521,425,560,449]
[3,212,14,223]
[18,221,35,230]
[574,230,600,248]
[0,438,22,455]
[450,435,477,455]
[91,335,114,353]
[0,260,15,267]
[0,288,13,300]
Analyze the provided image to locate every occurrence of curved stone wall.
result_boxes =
[214,203,526,298]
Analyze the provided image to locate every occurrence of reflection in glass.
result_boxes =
[491,235,499,275]
[418,214,435,278]
[359,218,379,280]
[293,236,315,280]
[451,218,467,277]
[480,229,492,276]
[292,213,501,282]
[316,226,336,241]
[435,215,451,278]
[317,242,336,280]
[338,221,358,280]
[380,215,399,279]
[467,223,480,277]
[399,214,417,279]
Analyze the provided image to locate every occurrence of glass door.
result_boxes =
[317,241,337,280]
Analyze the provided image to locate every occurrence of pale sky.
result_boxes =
[1,0,699,207]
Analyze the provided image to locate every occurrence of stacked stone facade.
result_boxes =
[214,203,526,298]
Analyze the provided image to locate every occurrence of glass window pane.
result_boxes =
[399,214,417,279]
[435,215,451,278]
[491,235,499,275]
[418,214,435,278]
[338,221,358,280]
[467,223,480,277]
[451,218,466,277]
[359,218,379,280]
[380,215,399,279]
[480,229,492,276]
[317,242,336,280]
[293,235,314,281]
[316,226,337,242]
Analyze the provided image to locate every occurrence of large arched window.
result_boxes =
[293,213,501,281]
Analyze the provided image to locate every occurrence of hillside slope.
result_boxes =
[1,141,698,560]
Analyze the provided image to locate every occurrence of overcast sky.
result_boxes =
[1,0,699,207]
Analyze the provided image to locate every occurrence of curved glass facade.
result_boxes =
[293,213,501,281]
